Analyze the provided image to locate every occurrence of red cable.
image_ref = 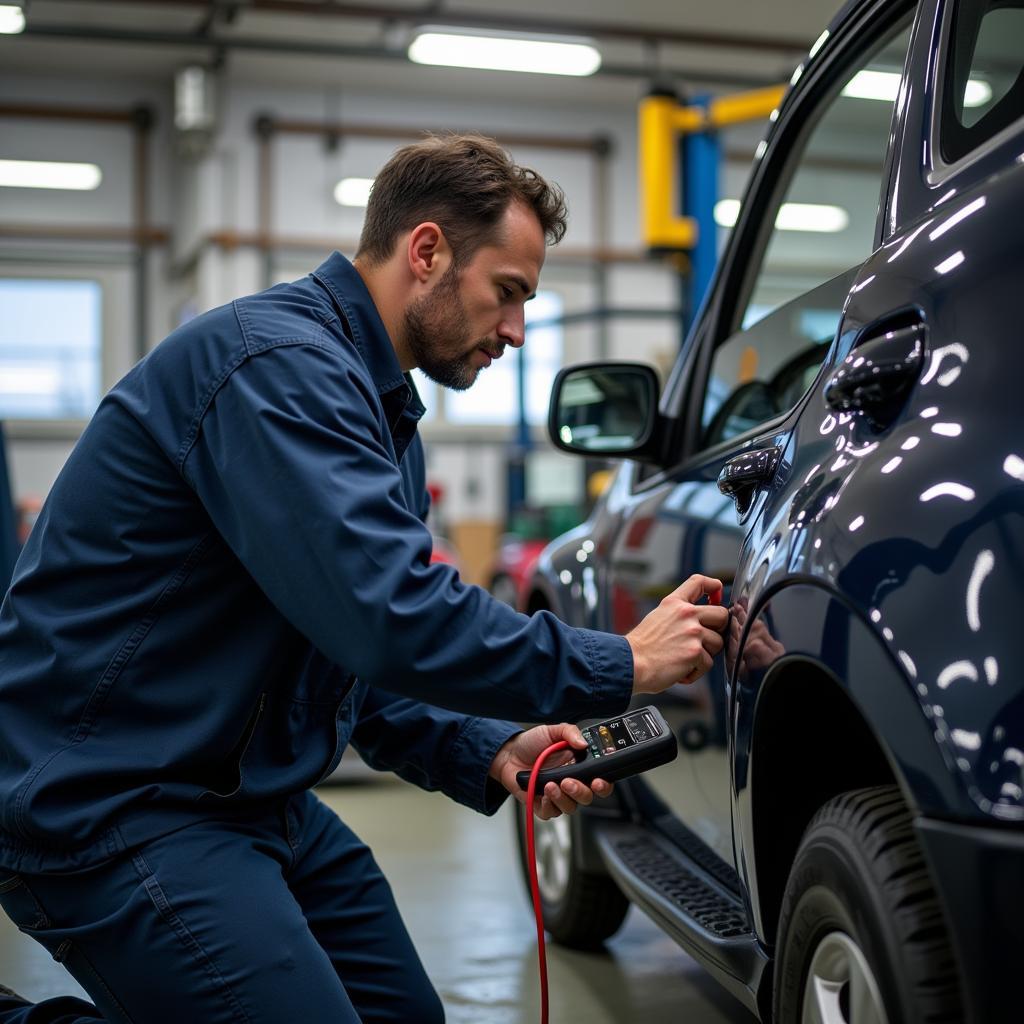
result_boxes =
[525,739,571,1024]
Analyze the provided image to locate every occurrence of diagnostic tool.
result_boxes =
[516,705,677,791]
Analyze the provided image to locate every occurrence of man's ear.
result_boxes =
[407,222,453,285]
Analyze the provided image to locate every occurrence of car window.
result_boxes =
[940,0,1024,164]
[702,269,856,448]
[700,20,913,447]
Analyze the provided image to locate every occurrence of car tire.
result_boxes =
[514,804,629,950]
[774,785,962,1024]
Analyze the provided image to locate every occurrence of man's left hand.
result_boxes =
[489,723,614,820]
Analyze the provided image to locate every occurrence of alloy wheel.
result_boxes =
[802,929,889,1024]
[534,813,572,904]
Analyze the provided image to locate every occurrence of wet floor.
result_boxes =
[0,776,758,1023]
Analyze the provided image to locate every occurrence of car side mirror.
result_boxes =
[548,362,662,460]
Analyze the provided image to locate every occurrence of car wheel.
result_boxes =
[488,573,519,608]
[514,804,629,950]
[774,785,962,1024]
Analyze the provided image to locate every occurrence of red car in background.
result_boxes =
[485,535,547,610]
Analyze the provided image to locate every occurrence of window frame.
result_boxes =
[637,0,916,494]
[435,289,565,430]
[929,0,1024,182]
[0,262,131,441]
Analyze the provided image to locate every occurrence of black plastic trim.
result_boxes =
[594,819,769,1019]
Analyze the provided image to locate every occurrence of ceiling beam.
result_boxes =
[33,0,813,56]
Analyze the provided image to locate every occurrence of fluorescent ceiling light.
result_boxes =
[409,29,601,76]
[714,198,849,233]
[962,79,993,107]
[843,69,991,107]
[0,4,25,34]
[776,202,849,232]
[334,177,374,207]
[713,199,742,227]
[0,159,102,190]
[841,70,901,102]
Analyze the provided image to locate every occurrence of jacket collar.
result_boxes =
[311,252,409,397]
[311,252,425,453]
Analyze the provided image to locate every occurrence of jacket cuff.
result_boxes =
[445,716,523,815]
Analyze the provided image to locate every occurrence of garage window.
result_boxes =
[0,278,102,420]
[444,290,563,426]
[940,0,1024,164]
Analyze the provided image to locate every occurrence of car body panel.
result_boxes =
[524,0,1023,1016]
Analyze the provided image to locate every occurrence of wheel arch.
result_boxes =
[747,658,895,945]
[737,582,967,944]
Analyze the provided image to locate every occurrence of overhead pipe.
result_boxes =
[0,103,139,124]
[0,225,169,243]
[250,115,618,287]
[269,119,605,154]
[183,231,650,268]
[20,24,787,90]
[55,0,812,57]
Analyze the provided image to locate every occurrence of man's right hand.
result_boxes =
[626,575,729,694]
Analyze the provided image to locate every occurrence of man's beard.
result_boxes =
[403,264,495,391]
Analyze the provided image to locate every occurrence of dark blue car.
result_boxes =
[516,1,1023,1021]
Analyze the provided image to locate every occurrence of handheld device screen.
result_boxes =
[583,708,662,758]
[516,705,676,791]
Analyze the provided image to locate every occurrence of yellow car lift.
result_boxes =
[640,82,788,328]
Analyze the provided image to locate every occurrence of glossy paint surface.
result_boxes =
[527,0,1023,1005]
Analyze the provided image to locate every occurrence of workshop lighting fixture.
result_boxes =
[843,69,991,107]
[408,28,601,77]
[334,177,374,207]
[714,199,848,233]
[174,65,218,158]
[0,159,102,190]
[0,2,25,34]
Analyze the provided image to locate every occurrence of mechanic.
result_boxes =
[0,133,728,1023]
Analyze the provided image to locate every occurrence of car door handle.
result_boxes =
[717,445,782,517]
[824,322,925,427]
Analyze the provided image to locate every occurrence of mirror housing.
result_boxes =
[548,362,663,461]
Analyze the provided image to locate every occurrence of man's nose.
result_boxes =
[498,307,526,348]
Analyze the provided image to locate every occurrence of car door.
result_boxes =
[604,0,916,872]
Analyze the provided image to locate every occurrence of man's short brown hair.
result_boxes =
[355,133,567,268]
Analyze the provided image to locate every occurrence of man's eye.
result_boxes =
[500,285,513,300]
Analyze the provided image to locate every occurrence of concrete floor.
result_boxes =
[0,776,759,1023]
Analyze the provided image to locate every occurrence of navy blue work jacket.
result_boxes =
[0,253,633,872]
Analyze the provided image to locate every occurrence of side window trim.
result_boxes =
[657,0,914,473]
[927,0,1024,184]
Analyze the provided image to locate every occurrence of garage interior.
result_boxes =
[0,1,921,1021]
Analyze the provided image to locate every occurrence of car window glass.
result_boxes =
[701,269,856,448]
[700,21,912,447]
[742,24,912,327]
[940,0,1024,164]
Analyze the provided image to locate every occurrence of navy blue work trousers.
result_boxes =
[0,791,443,1023]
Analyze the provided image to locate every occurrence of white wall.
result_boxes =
[0,67,688,525]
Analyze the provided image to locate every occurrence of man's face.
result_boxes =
[404,201,546,391]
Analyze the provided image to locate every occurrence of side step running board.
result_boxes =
[594,820,769,1018]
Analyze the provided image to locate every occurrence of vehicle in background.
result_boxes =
[428,534,462,571]
[486,534,547,608]
[516,1,1024,1020]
